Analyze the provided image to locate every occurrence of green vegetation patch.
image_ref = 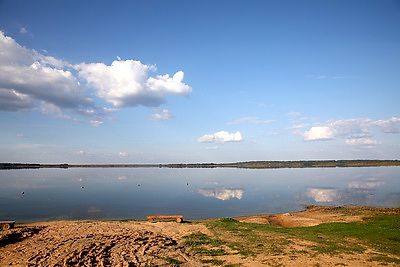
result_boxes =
[182,232,229,257]
[162,257,184,266]
[198,212,400,264]
[200,259,226,265]
[275,215,400,255]
[182,232,226,247]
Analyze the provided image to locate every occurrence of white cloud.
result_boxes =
[197,131,243,143]
[118,152,129,157]
[75,150,85,155]
[152,109,173,121]
[0,32,192,125]
[197,187,244,200]
[288,123,309,130]
[227,117,275,125]
[90,120,104,127]
[374,117,400,133]
[303,127,334,141]
[0,31,92,114]
[345,138,381,146]
[39,102,79,121]
[303,117,400,142]
[330,118,373,137]
[147,71,191,95]
[76,59,191,107]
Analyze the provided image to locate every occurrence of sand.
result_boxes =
[1,207,399,266]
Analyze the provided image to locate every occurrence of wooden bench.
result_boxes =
[147,215,183,223]
[0,221,15,230]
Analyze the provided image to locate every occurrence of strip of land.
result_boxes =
[1,159,400,169]
[1,206,399,266]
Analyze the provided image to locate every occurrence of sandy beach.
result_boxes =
[1,206,399,266]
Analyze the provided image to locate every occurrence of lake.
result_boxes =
[0,167,399,222]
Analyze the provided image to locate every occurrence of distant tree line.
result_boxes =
[1,160,399,170]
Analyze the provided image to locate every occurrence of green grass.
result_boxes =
[274,215,400,255]
[181,210,399,265]
[182,232,229,257]
[368,255,400,264]
[195,213,400,263]
[162,257,184,266]
[182,232,226,247]
[200,259,226,265]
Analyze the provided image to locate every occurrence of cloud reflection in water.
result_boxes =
[197,187,244,201]
[348,178,385,189]
[306,188,340,202]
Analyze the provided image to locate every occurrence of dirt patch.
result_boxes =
[235,206,400,227]
[0,221,208,266]
[1,207,399,266]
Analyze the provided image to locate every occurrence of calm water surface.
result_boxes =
[0,167,399,222]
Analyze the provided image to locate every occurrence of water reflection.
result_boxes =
[304,175,388,205]
[304,187,378,204]
[305,188,339,202]
[348,178,385,189]
[0,167,398,222]
[197,187,244,200]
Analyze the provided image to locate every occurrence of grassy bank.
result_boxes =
[182,207,400,266]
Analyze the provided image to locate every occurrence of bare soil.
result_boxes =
[234,205,369,227]
[1,206,399,266]
[0,220,208,266]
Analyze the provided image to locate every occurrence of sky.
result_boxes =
[0,0,399,164]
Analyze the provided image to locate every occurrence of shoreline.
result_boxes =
[1,159,400,169]
[1,206,399,266]
[7,205,400,226]
[8,205,400,228]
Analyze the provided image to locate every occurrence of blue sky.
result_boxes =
[0,0,399,164]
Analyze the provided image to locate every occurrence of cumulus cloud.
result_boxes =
[0,88,34,111]
[152,109,173,121]
[197,131,243,143]
[0,31,93,115]
[0,32,89,106]
[303,117,400,143]
[0,32,192,125]
[76,60,191,107]
[197,187,244,200]
[303,127,334,141]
